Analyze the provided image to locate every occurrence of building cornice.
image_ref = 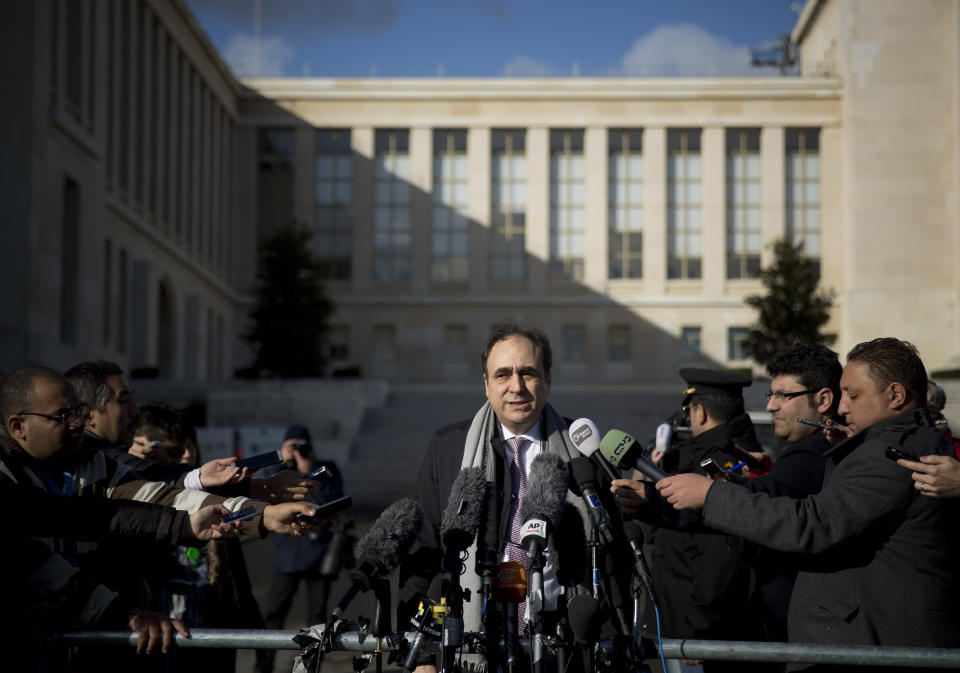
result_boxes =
[239,76,841,102]
[792,0,825,46]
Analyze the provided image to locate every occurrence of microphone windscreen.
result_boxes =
[598,429,635,470]
[566,594,603,645]
[552,502,588,586]
[440,467,487,551]
[568,418,601,457]
[569,456,598,495]
[622,520,645,546]
[352,498,424,587]
[655,423,672,453]
[518,453,568,530]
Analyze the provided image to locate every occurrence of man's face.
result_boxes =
[483,335,551,436]
[686,402,707,437]
[838,361,897,434]
[11,378,85,464]
[766,374,819,443]
[88,375,140,446]
[281,439,311,465]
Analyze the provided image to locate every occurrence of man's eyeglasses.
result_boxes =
[19,406,90,427]
[765,390,814,402]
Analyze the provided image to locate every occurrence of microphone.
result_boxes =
[623,521,657,607]
[655,423,672,455]
[569,457,614,547]
[518,453,568,673]
[438,468,486,672]
[518,453,569,562]
[326,498,423,629]
[600,429,670,482]
[440,467,487,582]
[569,417,622,485]
[494,561,527,673]
[567,593,602,672]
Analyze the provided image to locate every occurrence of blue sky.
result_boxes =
[186,0,804,79]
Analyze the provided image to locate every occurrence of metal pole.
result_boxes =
[51,630,960,668]
[55,629,301,649]
[659,639,960,669]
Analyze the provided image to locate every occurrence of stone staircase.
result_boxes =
[339,387,486,508]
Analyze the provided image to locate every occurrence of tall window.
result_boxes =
[60,178,80,345]
[103,238,112,347]
[432,130,469,282]
[373,130,411,282]
[667,129,702,279]
[562,325,586,362]
[118,1,131,194]
[443,324,469,363]
[118,247,129,353]
[550,130,585,281]
[726,129,762,279]
[680,326,701,361]
[728,327,749,361]
[329,325,349,361]
[609,130,643,279]
[786,129,821,275]
[315,129,352,279]
[257,128,295,240]
[490,130,526,283]
[372,324,396,362]
[607,325,631,362]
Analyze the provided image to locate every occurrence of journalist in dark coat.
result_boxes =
[659,339,960,658]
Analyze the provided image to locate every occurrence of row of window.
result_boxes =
[272,127,821,285]
[329,323,750,366]
[50,0,235,277]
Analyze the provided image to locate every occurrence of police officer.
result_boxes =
[636,368,770,673]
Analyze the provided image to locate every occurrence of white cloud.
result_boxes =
[620,24,757,77]
[223,33,295,77]
[503,56,556,77]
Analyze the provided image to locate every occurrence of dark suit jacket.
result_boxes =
[397,413,629,629]
[704,408,960,647]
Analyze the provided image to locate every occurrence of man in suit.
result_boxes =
[658,338,960,666]
[398,321,621,673]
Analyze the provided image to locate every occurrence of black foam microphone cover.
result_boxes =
[566,594,603,645]
[440,467,487,552]
[350,498,424,590]
[518,452,569,530]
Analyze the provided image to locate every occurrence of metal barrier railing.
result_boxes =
[51,629,960,668]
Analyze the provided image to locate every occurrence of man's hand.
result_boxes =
[898,454,960,498]
[656,473,713,510]
[188,504,238,540]
[824,420,853,445]
[610,478,648,517]
[127,609,189,654]
[262,501,324,536]
[249,470,320,502]
[413,666,437,673]
[199,458,249,489]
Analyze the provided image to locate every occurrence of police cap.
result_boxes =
[679,367,752,406]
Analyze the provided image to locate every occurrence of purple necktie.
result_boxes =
[505,436,529,633]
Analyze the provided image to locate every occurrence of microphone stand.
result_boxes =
[439,566,464,673]
[371,577,391,673]
[475,548,500,673]
[527,548,546,673]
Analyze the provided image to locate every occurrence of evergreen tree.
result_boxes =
[744,238,836,365]
[246,223,333,377]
